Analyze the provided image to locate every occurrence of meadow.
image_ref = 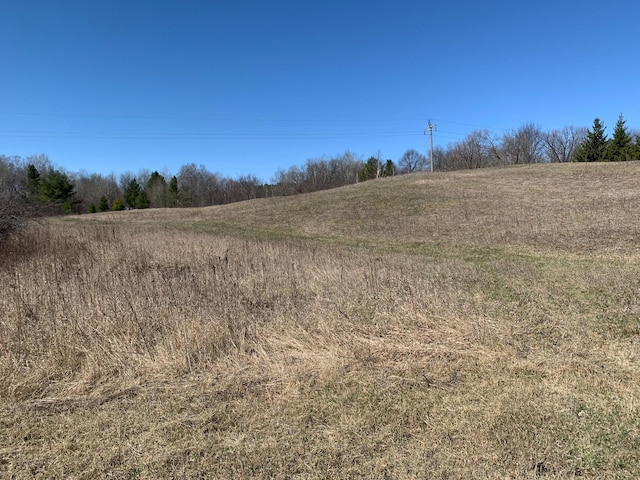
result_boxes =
[1,162,640,478]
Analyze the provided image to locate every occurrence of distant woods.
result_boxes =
[1,115,638,227]
[434,115,640,170]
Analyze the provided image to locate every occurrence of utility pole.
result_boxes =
[424,119,436,172]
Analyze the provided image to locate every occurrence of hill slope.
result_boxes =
[2,162,640,479]
[101,161,640,256]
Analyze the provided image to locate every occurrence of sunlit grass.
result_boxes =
[2,162,640,478]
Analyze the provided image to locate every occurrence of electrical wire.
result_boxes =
[0,129,421,140]
[0,111,510,143]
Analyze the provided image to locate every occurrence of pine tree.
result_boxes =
[381,159,395,177]
[38,169,76,214]
[168,176,179,206]
[146,171,167,207]
[358,157,379,182]
[124,179,142,208]
[98,195,110,212]
[63,198,74,214]
[607,114,634,161]
[135,190,151,209]
[26,164,40,196]
[574,118,608,162]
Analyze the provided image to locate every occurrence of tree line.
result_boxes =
[433,115,640,170]
[1,115,638,236]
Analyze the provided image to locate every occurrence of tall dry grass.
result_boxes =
[2,222,490,398]
[2,162,640,478]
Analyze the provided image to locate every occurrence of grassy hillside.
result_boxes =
[2,162,640,478]
[91,161,640,255]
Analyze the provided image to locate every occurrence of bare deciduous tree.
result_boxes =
[501,123,545,165]
[398,149,427,174]
[431,145,447,171]
[177,163,223,206]
[445,130,493,170]
[0,156,36,239]
[271,151,362,195]
[544,126,587,163]
[74,172,119,212]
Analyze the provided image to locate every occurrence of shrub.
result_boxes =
[98,195,110,212]
[112,197,125,211]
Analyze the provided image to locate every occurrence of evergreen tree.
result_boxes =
[124,179,142,208]
[135,190,151,209]
[146,171,167,207]
[574,118,608,162]
[63,198,74,214]
[147,171,166,188]
[88,203,97,214]
[358,157,379,182]
[607,114,634,161]
[26,164,40,196]
[381,159,395,177]
[39,169,76,210]
[98,195,110,212]
[169,175,178,194]
[168,175,179,206]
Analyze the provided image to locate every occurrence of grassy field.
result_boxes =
[2,162,640,478]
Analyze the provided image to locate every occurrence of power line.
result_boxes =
[0,129,423,140]
[0,110,427,124]
[0,111,517,145]
[430,117,510,132]
[0,110,519,132]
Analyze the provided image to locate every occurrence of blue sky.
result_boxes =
[1,1,639,181]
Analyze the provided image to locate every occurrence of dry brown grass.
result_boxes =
[2,162,640,478]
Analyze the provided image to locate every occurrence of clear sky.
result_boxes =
[2,0,639,182]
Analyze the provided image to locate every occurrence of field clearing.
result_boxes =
[2,162,640,478]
